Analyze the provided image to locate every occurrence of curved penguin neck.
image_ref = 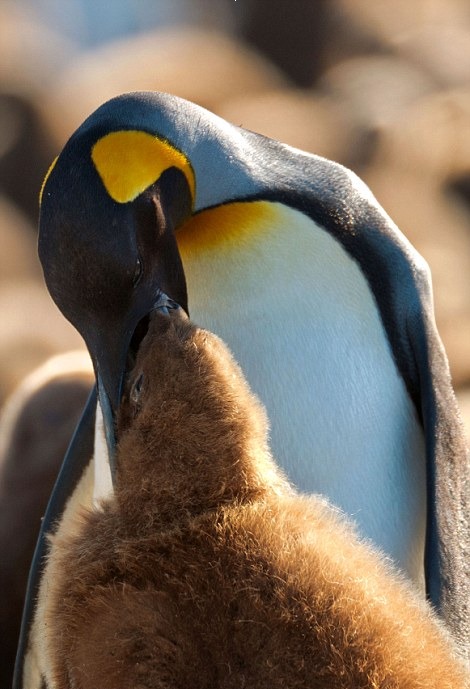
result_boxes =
[114,322,285,530]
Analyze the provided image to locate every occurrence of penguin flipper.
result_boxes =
[407,269,470,656]
[13,386,97,689]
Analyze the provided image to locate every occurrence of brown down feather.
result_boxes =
[42,309,469,688]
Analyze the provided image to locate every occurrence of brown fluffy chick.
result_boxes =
[42,308,469,689]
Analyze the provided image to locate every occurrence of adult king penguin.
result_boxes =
[15,91,469,686]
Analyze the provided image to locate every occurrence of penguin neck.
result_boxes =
[115,410,280,531]
[114,329,285,530]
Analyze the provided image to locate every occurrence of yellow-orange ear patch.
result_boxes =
[39,156,58,206]
[91,130,195,204]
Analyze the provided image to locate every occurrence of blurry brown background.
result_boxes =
[1,0,469,421]
[1,0,469,428]
[0,0,469,682]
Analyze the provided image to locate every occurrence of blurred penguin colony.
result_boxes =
[0,0,469,681]
[1,0,470,422]
[1,0,470,419]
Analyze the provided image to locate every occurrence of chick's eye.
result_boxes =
[130,373,144,406]
[132,257,143,287]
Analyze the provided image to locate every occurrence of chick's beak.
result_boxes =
[94,291,182,481]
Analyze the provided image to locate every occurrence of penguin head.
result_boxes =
[38,126,193,462]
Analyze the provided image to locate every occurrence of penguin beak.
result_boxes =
[93,292,181,480]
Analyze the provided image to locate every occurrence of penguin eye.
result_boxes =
[132,257,143,287]
[130,373,144,407]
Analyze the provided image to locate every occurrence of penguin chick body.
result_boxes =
[37,311,468,689]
